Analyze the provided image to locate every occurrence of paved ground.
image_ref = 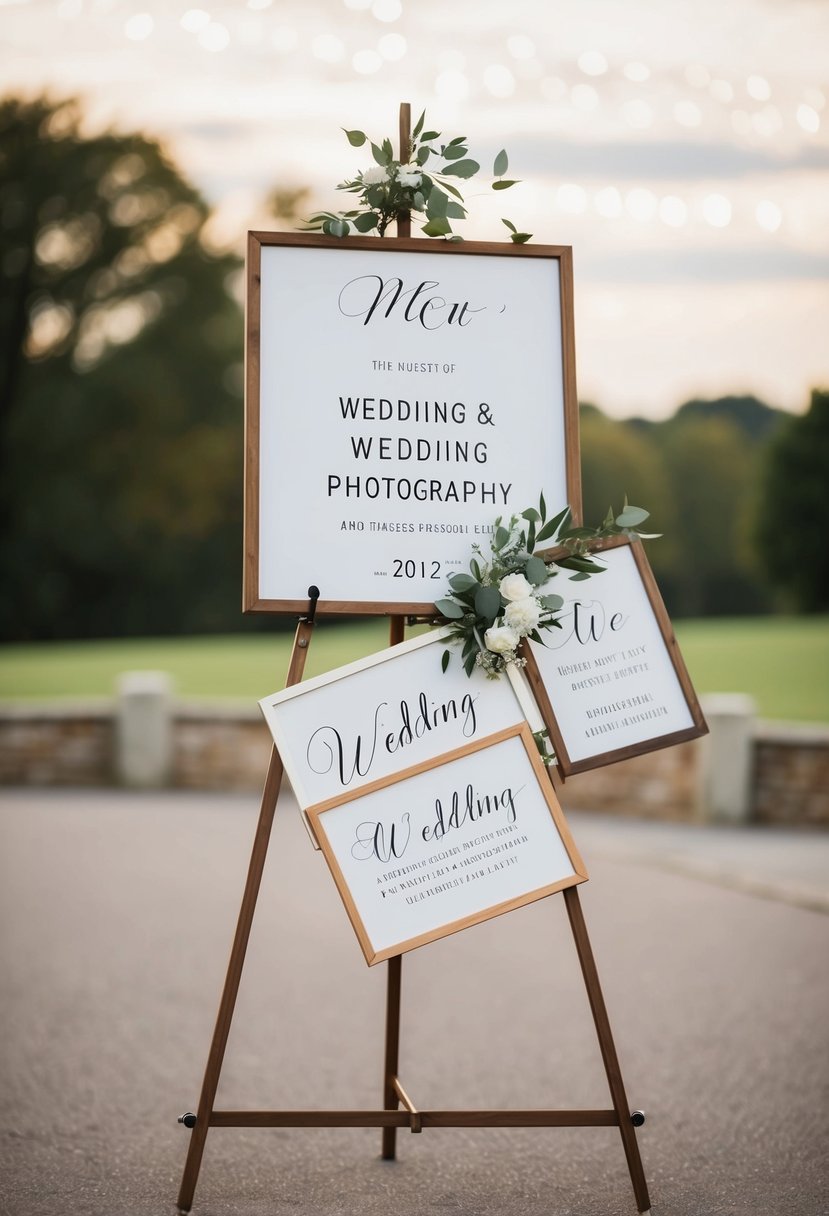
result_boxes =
[1,787,827,1216]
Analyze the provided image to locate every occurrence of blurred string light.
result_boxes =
[578,50,608,77]
[702,193,732,227]
[674,100,702,127]
[623,61,650,82]
[352,48,382,73]
[379,32,406,60]
[271,25,298,51]
[507,34,535,60]
[626,188,657,222]
[797,104,820,133]
[756,200,782,232]
[746,74,771,101]
[181,9,210,32]
[483,64,515,98]
[124,11,153,40]
[594,186,623,218]
[658,195,688,227]
[371,0,402,20]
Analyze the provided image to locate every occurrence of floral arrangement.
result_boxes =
[435,495,656,678]
[302,109,530,242]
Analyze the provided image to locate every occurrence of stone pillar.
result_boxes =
[697,693,757,824]
[115,671,173,788]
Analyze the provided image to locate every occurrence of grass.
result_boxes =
[0,616,827,724]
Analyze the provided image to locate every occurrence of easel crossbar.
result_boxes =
[209,1109,620,1128]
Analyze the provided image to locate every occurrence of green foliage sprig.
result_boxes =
[435,494,657,678]
[302,109,531,242]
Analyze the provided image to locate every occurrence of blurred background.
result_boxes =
[1,0,827,702]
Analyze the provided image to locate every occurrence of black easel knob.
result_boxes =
[178,1112,197,1128]
[630,1110,646,1127]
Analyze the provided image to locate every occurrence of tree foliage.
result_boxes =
[756,389,829,611]
[0,96,245,640]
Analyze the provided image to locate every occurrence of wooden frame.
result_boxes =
[307,723,587,965]
[259,625,543,820]
[524,535,707,777]
[244,232,582,616]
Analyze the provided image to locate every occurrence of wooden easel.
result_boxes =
[176,105,651,1215]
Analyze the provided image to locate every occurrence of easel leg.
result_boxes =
[381,612,406,1160]
[177,617,315,1212]
[563,887,652,1214]
[381,955,402,1159]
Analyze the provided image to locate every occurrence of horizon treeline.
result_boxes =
[1,94,826,642]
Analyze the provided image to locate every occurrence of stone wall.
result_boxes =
[1,699,827,827]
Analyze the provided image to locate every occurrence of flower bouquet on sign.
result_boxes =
[302,109,531,242]
[435,495,656,679]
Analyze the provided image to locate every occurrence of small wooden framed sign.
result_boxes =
[259,626,543,817]
[524,536,707,776]
[306,723,587,965]
[244,233,581,615]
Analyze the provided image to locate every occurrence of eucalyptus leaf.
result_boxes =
[494,525,510,549]
[493,148,509,176]
[463,650,478,677]
[434,597,464,619]
[470,558,482,581]
[492,180,518,190]
[371,141,390,166]
[417,145,431,165]
[412,109,425,140]
[540,594,564,610]
[446,201,467,219]
[524,556,549,585]
[569,572,591,582]
[502,218,517,233]
[343,128,366,146]
[441,649,450,673]
[422,217,451,237]
[426,187,449,218]
[510,232,532,244]
[441,158,480,178]
[615,505,650,527]
[447,134,467,146]
[522,508,541,522]
[323,218,349,238]
[440,180,465,200]
[474,585,502,621]
[449,572,478,591]
[535,505,570,544]
[442,144,468,160]
[421,130,440,141]
[352,211,378,232]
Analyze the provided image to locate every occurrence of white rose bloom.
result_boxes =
[504,596,541,634]
[397,162,422,189]
[484,624,520,655]
[362,166,389,184]
[499,572,533,601]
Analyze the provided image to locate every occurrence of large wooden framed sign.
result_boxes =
[259,626,543,817]
[245,233,581,615]
[524,536,707,776]
[306,723,587,965]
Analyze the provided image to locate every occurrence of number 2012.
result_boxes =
[392,559,441,579]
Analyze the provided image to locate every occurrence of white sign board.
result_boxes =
[245,234,581,615]
[260,628,543,816]
[525,538,707,774]
[307,724,587,965]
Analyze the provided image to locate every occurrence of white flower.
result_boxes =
[484,623,520,655]
[499,572,533,602]
[504,596,542,634]
[361,166,389,185]
[396,162,422,189]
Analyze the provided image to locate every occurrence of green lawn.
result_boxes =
[0,616,827,723]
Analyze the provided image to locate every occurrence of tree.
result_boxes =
[0,96,246,640]
[755,389,829,611]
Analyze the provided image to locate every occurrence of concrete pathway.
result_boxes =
[1,787,827,1216]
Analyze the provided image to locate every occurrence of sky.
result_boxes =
[3,0,828,419]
